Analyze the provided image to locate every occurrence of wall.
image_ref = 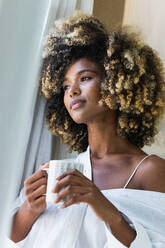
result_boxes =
[93,0,165,158]
[93,0,125,30]
[123,0,165,158]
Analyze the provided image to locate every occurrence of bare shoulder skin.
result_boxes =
[91,151,165,194]
[139,155,165,193]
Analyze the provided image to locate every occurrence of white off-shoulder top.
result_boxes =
[7,147,165,248]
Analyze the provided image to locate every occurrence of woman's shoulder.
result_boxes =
[140,154,165,193]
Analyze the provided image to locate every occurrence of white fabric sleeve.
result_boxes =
[6,188,29,248]
[6,232,29,248]
[3,236,19,248]
[10,188,26,218]
[103,212,152,248]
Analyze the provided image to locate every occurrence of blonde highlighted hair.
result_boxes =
[39,12,165,153]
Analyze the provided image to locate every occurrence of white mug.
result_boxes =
[43,160,84,207]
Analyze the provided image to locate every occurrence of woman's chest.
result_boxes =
[91,158,142,190]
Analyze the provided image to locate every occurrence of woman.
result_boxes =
[10,12,165,247]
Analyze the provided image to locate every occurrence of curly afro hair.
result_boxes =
[39,12,165,153]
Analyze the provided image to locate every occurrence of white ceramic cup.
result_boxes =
[43,160,84,207]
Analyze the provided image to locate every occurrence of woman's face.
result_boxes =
[62,57,108,124]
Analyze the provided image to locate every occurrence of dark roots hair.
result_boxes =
[39,12,165,153]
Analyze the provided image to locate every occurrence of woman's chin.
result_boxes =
[73,118,86,125]
[71,115,87,125]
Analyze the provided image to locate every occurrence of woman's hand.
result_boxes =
[10,163,49,242]
[53,169,120,223]
[23,163,49,216]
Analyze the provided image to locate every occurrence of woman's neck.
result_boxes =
[87,111,140,159]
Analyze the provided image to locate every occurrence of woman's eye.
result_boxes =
[63,85,70,91]
[81,76,92,81]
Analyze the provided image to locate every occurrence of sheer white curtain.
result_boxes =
[0,0,93,246]
[123,0,165,158]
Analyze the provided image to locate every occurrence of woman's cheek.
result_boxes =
[64,96,69,111]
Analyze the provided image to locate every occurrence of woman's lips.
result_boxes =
[71,100,86,110]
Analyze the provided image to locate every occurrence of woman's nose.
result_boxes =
[69,84,81,97]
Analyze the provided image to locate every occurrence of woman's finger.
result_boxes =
[26,177,47,194]
[54,174,92,193]
[27,184,47,202]
[35,195,46,206]
[58,193,89,209]
[54,174,83,193]
[54,185,91,203]
[56,169,84,180]
[30,195,47,213]
[24,170,46,186]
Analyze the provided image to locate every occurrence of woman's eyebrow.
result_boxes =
[78,69,97,75]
